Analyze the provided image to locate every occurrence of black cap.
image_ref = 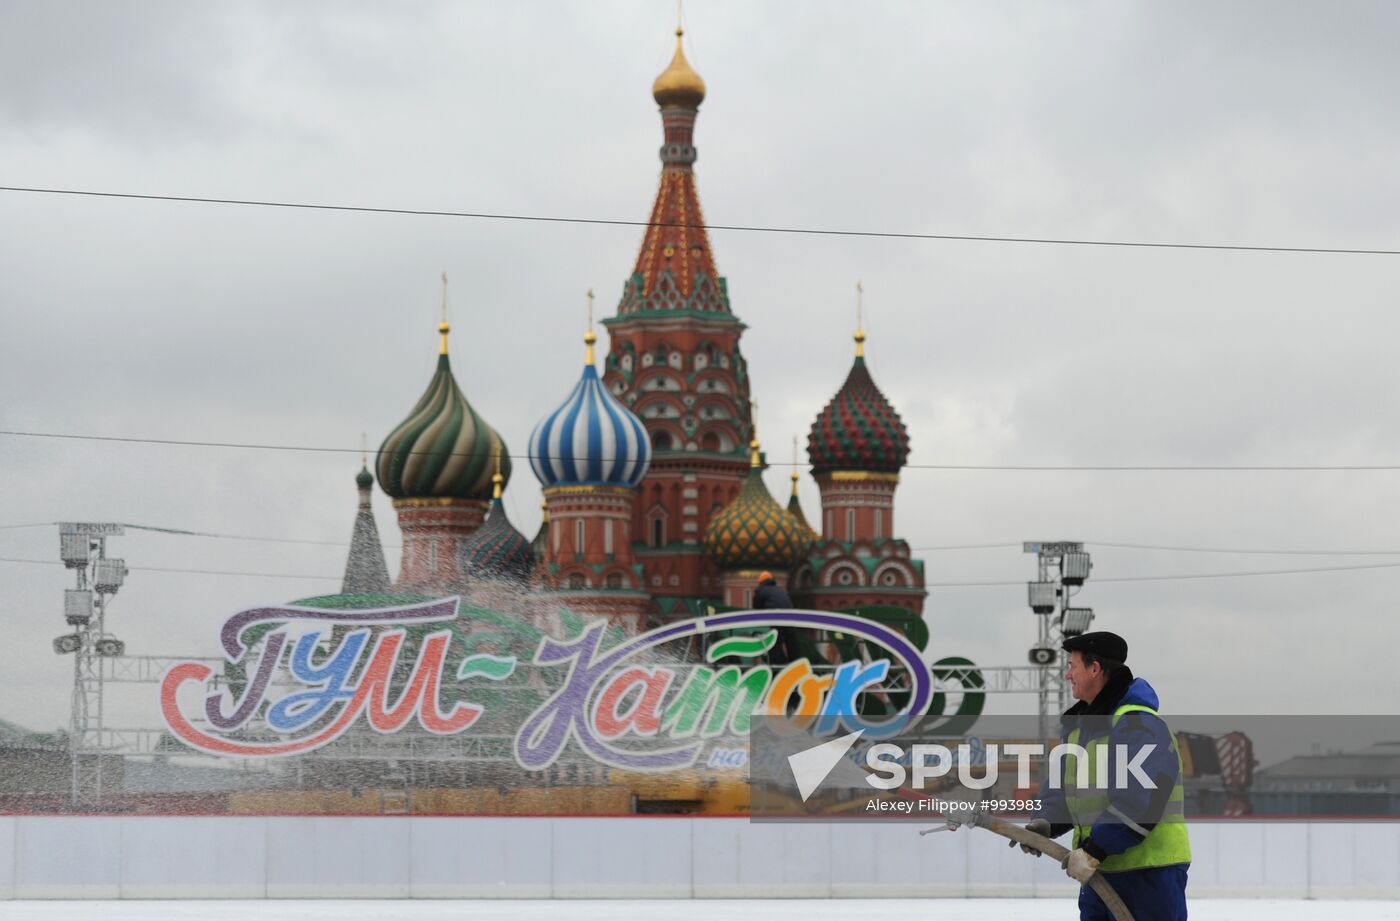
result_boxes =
[1062,631,1127,665]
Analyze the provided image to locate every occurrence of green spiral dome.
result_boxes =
[376,352,510,501]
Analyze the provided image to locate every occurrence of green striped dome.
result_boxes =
[376,353,510,501]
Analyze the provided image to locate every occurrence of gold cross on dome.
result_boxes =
[854,280,867,357]
[584,288,598,364]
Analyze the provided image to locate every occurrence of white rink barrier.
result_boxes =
[0,817,1396,900]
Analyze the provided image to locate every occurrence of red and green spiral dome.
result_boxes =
[808,352,909,474]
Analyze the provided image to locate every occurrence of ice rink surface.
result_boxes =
[1,900,1397,921]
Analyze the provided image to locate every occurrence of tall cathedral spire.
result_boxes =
[618,27,728,316]
[600,26,753,606]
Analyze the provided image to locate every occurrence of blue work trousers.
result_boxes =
[1078,864,1188,921]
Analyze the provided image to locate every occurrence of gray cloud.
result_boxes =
[3,0,1399,735]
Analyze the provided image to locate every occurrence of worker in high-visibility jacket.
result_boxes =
[1017,631,1191,921]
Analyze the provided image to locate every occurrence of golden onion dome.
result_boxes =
[704,449,806,572]
[652,28,706,109]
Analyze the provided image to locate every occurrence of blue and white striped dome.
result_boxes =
[530,364,651,488]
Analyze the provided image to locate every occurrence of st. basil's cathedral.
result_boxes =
[347,29,927,631]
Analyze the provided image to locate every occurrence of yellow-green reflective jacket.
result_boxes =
[1063,702,1191,872]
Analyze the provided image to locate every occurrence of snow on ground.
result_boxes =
[1,900,1397,921]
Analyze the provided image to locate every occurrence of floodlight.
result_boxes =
[1027,580,1058,614]
[60,534,90,569]
[94,559,126,594]
[64,590,93,626]
[1061,552,1092,586]
[1061,607,1095,637]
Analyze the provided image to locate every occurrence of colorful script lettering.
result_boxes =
[159,598,514,756]
[513,609,933,771]
[160,601,940,771]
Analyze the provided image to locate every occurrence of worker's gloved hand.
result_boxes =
[1010,818,1053,856]
[1061,848,1101,884]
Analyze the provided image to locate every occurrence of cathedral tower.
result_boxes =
[377,280,509,591]
[601,29,751,612]
[530,312,654,632]
[796,299,927,613]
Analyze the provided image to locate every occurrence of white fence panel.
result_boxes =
[0,817,1396,900]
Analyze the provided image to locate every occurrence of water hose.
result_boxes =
[920,805,1136,921]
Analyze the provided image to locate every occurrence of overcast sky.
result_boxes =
[3,1,1400,738]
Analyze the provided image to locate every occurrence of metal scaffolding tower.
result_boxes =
[1023,541,1094,750]
[56,522,128,807]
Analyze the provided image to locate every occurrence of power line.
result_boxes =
[0,429,353,456]
[882,463,1400,472]
[131,563,337,581]
[1092,561,1400,583]
[121,522,404,552]
[911,540,1400,556]
[0,521,405,551]
[2,185,1399,257]
[8,523,1396,558]
[7,428,1400,472]
[909,542,1024,552]
[921,560,1400,587]
[120,522,352,547]
[0,557,338,582]
[5,554,1400,587]
[1090,540,1400,557]
[0,521,350,548]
